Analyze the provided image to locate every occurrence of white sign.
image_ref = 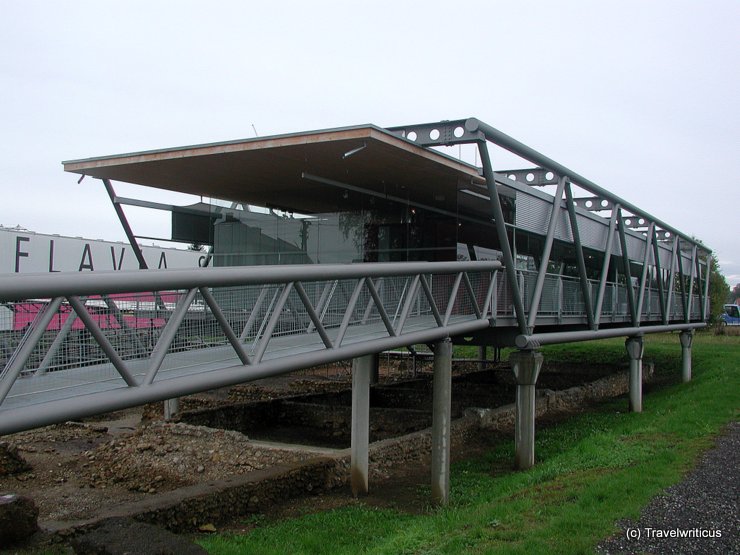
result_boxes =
[0,228,204,274]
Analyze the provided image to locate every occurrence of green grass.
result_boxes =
[198,332,740,554]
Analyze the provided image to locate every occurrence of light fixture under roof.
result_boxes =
[342,143,367,159]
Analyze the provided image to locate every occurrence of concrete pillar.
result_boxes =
[478,345,487,371]
[510,349,543,470]
[431,338,453,505]
[351,354,375,496]
[679,330,694,383]
[625,337,644,413]
[163,398,179,421]
[369,352,380,385]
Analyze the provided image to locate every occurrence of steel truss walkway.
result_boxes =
[0,261,499,434]
[1,118,710,504]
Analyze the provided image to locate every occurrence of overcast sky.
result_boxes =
[1,1,738,285]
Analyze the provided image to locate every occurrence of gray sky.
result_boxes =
[1,0,738,285]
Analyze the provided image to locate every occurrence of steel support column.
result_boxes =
[617,211,637,325]
[510,349,543,470]
[625,337,644,413]
[635,223,655,321]
[431,338,452,505]
[680,330,694,383]
[477,141,528,334]
[594,206,619,326]
[686,245,697,320]
[702,254,712,320]
[651,227,667,323]
[665,236,679,323]
[102,179,148,270]
[351,353,375,496]
[564,181,595,330]
[695,256,705,322]
[677,239,688,322]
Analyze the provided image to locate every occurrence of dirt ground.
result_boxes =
[0,362,446,530]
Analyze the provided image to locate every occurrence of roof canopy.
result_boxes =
[63,125,487,215]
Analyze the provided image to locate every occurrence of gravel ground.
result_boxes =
[598,421,739,555]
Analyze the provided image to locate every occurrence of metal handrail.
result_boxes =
[0,261,501,302]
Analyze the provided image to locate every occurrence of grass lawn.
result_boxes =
[198,332,739,554]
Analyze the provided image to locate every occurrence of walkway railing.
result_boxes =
[0,259,707,435]
[0,261,499,434]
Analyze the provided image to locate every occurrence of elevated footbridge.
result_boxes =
[0,261,500,434]
[0,118,710,504]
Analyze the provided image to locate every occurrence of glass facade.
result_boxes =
[174,183,618,275]
[207,198,467,267]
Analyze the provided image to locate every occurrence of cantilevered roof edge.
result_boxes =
[62,123,483,182]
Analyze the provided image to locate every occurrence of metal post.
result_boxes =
[351,353,374,496]
[695,256,705,321]
[594,205,619,326]
[510,349,543,470]
[651,230,666,322]
[677,239,688,322]
[702,254,711,320]
[102,179,148,270]
[625,337,644,413]
[617,211,637,325]
[564,182,595,330]
[635,223,655,323]
[478,345,487,371]
[680,330,693,382]
[686,245,697,320]
[665,236,679,323]
[527,176,567,331]
[477,141,528,334]
[431,338,452,504]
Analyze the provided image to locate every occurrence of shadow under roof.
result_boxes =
[63,125,486,214]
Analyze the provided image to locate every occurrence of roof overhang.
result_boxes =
[63,125,487,215]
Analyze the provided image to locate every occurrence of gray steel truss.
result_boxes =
[389,118,711,333]
[0,261,499,435]
[0,118,711,439]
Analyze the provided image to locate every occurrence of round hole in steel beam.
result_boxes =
[545,171,554,180]
[625,219,632,226]
[526,173,535,182]
[665,231,671,238]
[454,126,464,138]
[585,200,593,208]
[638,218,645,225]
[508,174,516,181]
[601,199,609,207]
[430,129,440,141]
[407,131,418,142]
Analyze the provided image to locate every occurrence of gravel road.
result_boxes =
[598,421,739,554]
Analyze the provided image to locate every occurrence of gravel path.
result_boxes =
[598,421,739,554]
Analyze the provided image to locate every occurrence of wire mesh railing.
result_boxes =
[0,262,500,429]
